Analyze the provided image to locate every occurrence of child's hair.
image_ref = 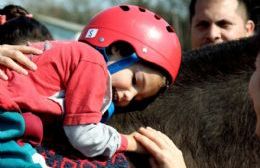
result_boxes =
[106,41,135,57]
[0,16,53,45]
[0,4,31,20]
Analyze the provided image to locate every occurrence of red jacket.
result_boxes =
[0,41,108,125]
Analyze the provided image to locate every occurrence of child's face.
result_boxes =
[109,48,165,107]
[249,52,260,137]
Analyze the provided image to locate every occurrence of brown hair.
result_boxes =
[0,4,31,20]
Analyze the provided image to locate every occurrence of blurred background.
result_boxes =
[0,0,191,50]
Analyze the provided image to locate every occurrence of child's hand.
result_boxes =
[125,132,147,154]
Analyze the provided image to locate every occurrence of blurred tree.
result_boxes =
[23,0,99,24]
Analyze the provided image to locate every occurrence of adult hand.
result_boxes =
[125,131,147,153]
[0,44,42,80]
[134,127,186,168]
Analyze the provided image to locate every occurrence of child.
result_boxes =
[0,5,181,167]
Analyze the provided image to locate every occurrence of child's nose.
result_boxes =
[124,88,138,102]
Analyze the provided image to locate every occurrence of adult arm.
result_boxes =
[0,44,42,80]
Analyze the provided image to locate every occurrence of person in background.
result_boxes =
[190,0,255,49]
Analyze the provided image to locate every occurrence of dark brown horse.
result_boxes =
[39,36,260,168]
[109,36,260,168]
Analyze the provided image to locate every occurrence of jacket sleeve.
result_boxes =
[64,59,108,125]
[64,123,128,158]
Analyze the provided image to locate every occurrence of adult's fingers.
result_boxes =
[134,131,174,167]
[138,127,168,149]
[4,49,37,71]
[135,127,186,168]
[0,69,8,80]
[2,44,43,55]
[134,131,162,157]
[150,128,180,151]
[0,56,28,75]
[0,45,38,71]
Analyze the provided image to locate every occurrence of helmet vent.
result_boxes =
[166,25,175,33]
[154,14,161,20]
[139,7,146,12]
[119,5,130,11]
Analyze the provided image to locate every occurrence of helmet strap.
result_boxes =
[96,47,110,62]
[96,47,140,122]
[101,101,115,123]
[108,52,139,74]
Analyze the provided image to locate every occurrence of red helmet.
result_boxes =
[79,5,181,84]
